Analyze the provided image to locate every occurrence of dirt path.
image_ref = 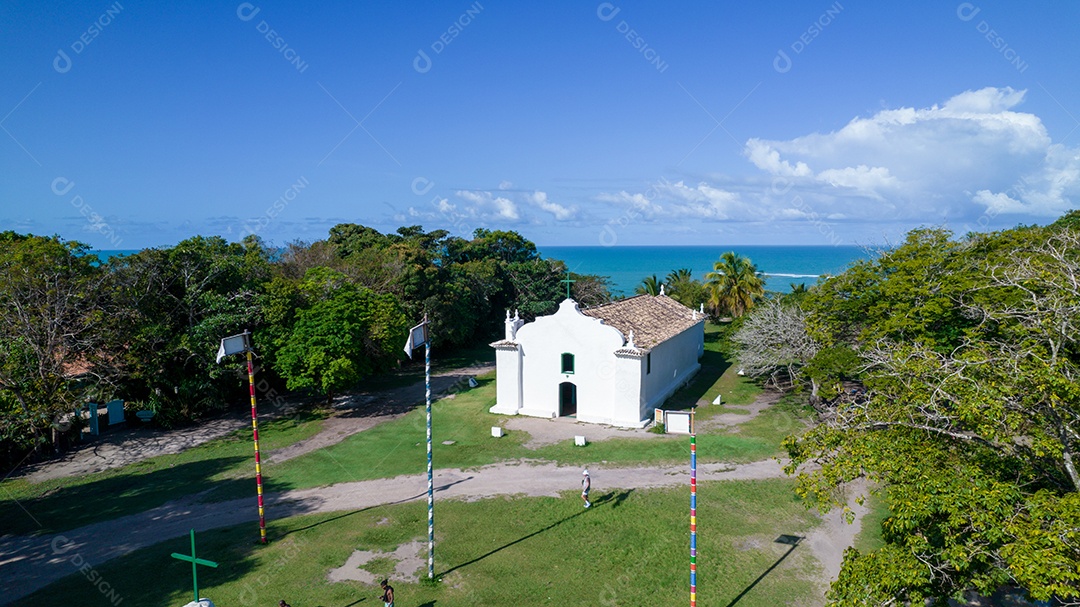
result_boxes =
[13,363,494,483]
[0,457,869,605]
[15,414,249,484]
[695,390,783,431]
[267,363,494,464]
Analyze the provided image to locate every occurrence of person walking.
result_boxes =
[380,579,395,607]
[581,469,591,508]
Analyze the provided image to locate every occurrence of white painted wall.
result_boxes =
[642,320,705,415]
[606,353,645,427]
[515,300,624,420]
[491,346,522,414]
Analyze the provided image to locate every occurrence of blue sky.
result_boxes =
[2,1,1078,249]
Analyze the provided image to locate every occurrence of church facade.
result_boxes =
[490,294,705,428]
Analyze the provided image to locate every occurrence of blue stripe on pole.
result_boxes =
[426,342,434,579]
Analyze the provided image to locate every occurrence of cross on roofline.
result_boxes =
[560,269,575,299]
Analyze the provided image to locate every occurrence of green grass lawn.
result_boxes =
[853,491,890,554]
[12,479,823,607]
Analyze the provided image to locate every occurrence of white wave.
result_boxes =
[764,273,820,278]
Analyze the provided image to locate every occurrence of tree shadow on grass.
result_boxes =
[0,455,247,536]
[665,350,730,412]
[724,535,803,607]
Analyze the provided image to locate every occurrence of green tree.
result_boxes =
[276,283,407,402]
[0,233,108,458]
[705,251,765,318]
[105,236,267,424]
[665,268,708,309]
[790,224,1080,605]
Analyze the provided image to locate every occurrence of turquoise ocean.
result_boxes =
[96,245,872,297]
[539,245,871,296]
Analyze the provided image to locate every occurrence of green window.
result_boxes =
[561,352,575,374]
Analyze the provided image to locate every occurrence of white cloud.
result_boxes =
[746,139,812,177]
[456,190,521,221]
[526,191,577,220]
[742,86,1077,219]
[595,179,744,221]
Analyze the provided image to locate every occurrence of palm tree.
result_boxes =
[705,251,765,318]
[635,274,662,296]
[665,268,706,308]
[666,268,693,285]
[789,282,808,295]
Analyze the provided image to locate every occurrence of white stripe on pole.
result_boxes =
[426,340,434,578]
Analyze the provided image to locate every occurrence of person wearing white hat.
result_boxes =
[581,469,591,508]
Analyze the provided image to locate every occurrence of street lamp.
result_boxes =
[216,330,267,544]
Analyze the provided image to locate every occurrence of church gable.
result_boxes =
[580,294,701,350]
[515,299,625,346]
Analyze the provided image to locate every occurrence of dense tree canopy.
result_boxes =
[735,221,1080,604]
[0,225,608,466]
[0,233,110,457]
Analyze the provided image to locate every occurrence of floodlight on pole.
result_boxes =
[216,330,267,544]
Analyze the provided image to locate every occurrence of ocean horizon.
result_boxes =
[92,244,873,297]
[538,245,871,296]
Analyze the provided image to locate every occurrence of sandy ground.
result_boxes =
[695,391,784,432]
[504,414,661,449]
[327,539,427,585]
[16,414,249,484]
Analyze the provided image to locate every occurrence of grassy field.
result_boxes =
[12,479,823,607]
[0,323,801,535]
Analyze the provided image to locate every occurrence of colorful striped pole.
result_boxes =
[426,338,434,579]
[690,433,697,607]
[247,348,267,544]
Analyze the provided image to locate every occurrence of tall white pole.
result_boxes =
[426,339,434,579]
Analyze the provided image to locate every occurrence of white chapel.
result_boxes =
[490,292,705,428]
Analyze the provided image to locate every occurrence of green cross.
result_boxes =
[171,529,219,604]
[560,270,576,299]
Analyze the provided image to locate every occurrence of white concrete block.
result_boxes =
[712,394,722,405]
[491,426,504,438]
[574,435,587,446]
